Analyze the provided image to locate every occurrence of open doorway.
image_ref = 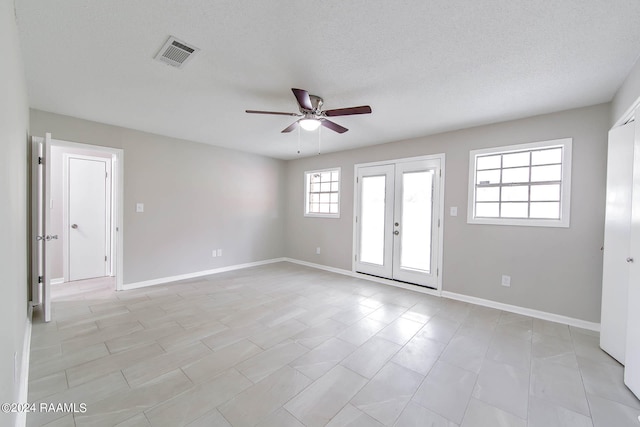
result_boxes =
[31,134,124,321]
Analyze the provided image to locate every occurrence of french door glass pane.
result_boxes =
[360,175,386,265]
[400,171,433,272]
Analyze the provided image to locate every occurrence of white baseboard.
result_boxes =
[121,258,286,291]
[282,258,441,297]
[283,258,600,332]
[50,278,64,285]
[442,291,600,332]
[15,304,33,427]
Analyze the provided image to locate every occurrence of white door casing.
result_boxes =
[354,155,444,289]
[66,155,110,281]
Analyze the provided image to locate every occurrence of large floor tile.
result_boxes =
[144,368,252,427]
[219,365,311,426]
[290,337,357,380]
[530,358,590,416]
[341,337,401,379]
[412,361,477,424]
[284,365,368,427]
[459,398,526,427]
[351,362,424,425]
[472,359,529,419]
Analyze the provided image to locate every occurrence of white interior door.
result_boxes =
[624,115,640,397]
[31,137,43,307]
[42,133,54,322]
[355,157,442,288]
[68,156,108,281]
[600,121,635,364]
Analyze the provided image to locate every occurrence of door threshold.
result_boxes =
[355,271,437,291]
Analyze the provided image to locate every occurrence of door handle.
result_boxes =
[627,257,635,263]
[394,230,399,235]
[71,224,78,229]
[45,235,58,241]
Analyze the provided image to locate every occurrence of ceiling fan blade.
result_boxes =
[321,119,348,134]
[324,105,372,117]
[281,121,299,133]
[246,110,299,116]
[292,88,313,111]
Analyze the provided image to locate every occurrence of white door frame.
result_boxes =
[34,135,124,292]
[352,153,446,293]
[63,153,113,282]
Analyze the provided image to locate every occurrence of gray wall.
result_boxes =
[285,104,610,322]
[612,56,640,125]
[31,110,286,285]
[0,0,30,422]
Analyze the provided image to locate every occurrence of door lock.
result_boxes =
[45,235,58,241]
[394,230,399,235]
[71,224,78,229]
[627,257,635,263]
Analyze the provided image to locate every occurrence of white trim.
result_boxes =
[15,305,33,427]
[45,137,124,292]
[283,257,599,332]
[613,94,640,128]
[351,153,445,292]
[121,258,286,290]
[467,138,572,228]
[442,290,599,332]
[303,167,341,219]
[50,277,64,285]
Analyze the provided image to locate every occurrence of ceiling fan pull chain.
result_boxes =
[318,125,322,155]
[297,126,301,155]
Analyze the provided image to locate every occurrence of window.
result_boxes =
[304,168,340,218]
[467,138,572,227]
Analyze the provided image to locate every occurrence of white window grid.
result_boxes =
[467,138,572,228]
[474,147,563,220]
[305,168,340,217]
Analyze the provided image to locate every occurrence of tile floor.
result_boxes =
[27,262,640,426]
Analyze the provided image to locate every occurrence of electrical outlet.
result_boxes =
[136,203,144,213]
[316,247,321,255]
[217,249,222,257]
[501,275,511,287]
[212,250,217,258]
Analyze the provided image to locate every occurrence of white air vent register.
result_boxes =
[154,36,199,68]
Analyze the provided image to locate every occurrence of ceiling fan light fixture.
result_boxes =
[300,118,321,131]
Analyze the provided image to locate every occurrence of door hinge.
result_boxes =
[38,275,43,283]
[437,268,439,277]
[355,254,357,261]
[38,156,43,165]
[438,219,440,227]
[355,216,358,223]
[105,171,108,178]
[105,255,107,261]
[439,169,441,178]
[357,177,359,183]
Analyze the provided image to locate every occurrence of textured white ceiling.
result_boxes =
[15,0,640,159]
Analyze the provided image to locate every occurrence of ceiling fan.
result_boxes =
[246,88,372,134]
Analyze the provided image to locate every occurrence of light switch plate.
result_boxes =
[501,275,511,287]
[136,203,144,213]
[450,207,458,216]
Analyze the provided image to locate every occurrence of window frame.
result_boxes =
[304,167,341,218]
[467,138,572,228]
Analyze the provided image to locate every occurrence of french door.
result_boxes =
[355,156,442,288]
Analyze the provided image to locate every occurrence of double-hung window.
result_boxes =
[304,168,340,218]
[467,138,572,227]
